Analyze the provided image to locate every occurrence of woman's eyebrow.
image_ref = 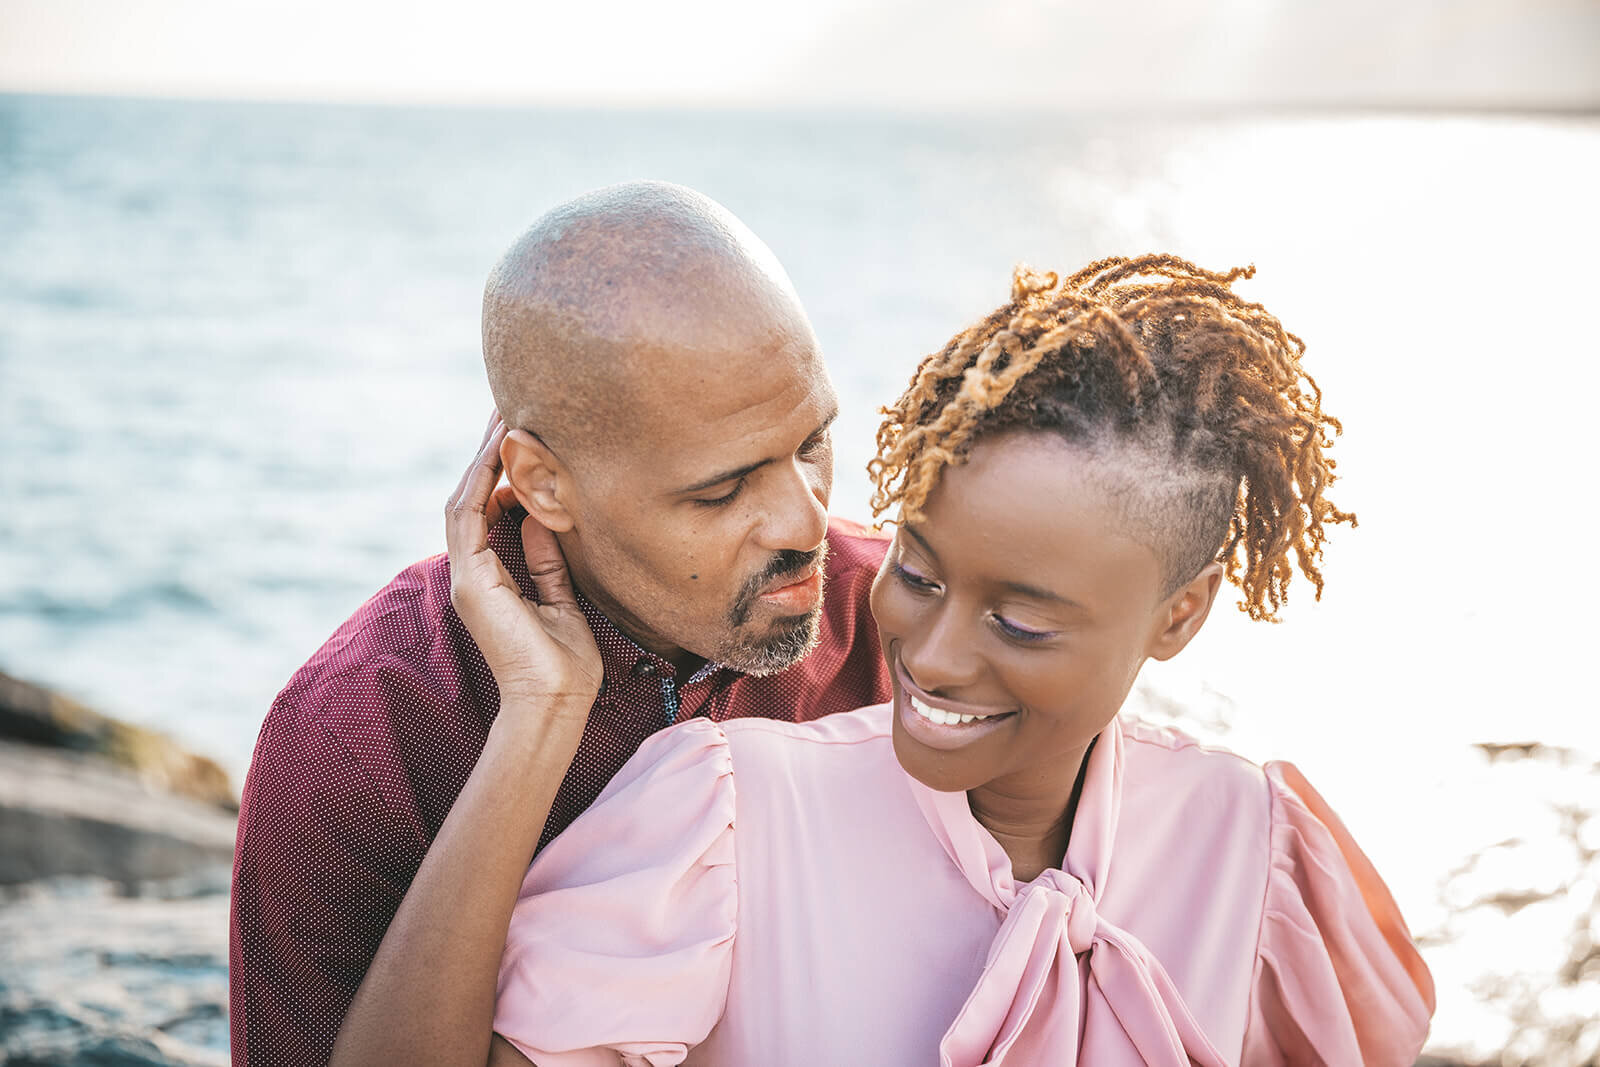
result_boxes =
[905,524,1084,610]
[1000,578,1081,609]
[902,523,940,560]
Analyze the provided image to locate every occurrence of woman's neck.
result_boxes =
[968,739,1095,884]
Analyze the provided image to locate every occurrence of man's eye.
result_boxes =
[693,479,746,508]
[799,432,830,458]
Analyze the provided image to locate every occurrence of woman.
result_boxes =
[488,256,1435,1065]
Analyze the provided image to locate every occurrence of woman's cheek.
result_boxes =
[870,574,919,649]
[867,560,895,625]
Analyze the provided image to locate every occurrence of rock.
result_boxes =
[0,741,237,887]
[0,672,235,812]
[0,674,238,1061]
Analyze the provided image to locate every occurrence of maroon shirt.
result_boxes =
[228,515,891,1066]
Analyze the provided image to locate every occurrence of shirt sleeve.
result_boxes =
[494,718,738,1067]
[1242,762,1436,1066]
[228,692,416,1066]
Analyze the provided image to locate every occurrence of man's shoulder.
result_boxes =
[241,549,491,841]
[818,514,889,630]
[824,515,890,578]
[266,550,484,751]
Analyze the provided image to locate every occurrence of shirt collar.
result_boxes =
[574,590,729,692]
[904,718,1125,908]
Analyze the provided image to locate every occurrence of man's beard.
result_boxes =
[715,543,828,677]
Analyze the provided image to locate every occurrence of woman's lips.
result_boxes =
[894,662,1016,752]
[756,570,823,614]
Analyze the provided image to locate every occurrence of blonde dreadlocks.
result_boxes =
[867,255,1354,622]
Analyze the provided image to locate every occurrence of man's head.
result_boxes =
[483,181,838,676]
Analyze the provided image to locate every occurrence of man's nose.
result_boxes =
[756,457,829,555]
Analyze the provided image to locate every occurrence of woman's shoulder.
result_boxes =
[609,705,898,818]
[720,703,908,812]
[1114,715,1434,1061]
[1117,715,1274,821]
[726,700,902,758]
[722,701,893,748]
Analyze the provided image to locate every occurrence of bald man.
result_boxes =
[228,183,892,1067]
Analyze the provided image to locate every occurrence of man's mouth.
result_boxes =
[754,567,823,614]
[730,545,828,626]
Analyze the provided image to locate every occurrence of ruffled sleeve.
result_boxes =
[1243,762,1436,1066]
[493,718,737,1067]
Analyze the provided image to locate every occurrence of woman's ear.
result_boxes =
[501,429,576,533]
[1147,561,1224,662]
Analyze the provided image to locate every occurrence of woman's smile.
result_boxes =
[894,658,1018,751]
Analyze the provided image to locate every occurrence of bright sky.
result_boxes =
[3,0,1596,108]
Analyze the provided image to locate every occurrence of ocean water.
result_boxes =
[2,93,1597,1058]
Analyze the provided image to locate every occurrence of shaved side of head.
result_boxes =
[482,181,814,465]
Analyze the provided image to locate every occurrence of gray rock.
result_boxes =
[0,742,236,888]
[0,672,235,813]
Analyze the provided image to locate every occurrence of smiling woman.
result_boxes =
[486,255,1435,1066]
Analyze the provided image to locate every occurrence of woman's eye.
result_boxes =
[693,479,746,508]
[992,613,1053,643]
[891,560,939,592]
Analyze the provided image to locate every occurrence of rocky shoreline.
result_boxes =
[0,672,234,1066]
[0,671,1592,1066]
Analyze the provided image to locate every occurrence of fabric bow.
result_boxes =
[909,724,1230,1067]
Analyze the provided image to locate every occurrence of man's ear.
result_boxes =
[1147,561,1224,662]
[501,429,576,533]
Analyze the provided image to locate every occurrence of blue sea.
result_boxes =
[2,93,1596,1057]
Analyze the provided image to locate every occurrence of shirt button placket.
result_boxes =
[631,658,678,726]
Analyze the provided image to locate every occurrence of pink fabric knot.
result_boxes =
[1038,871,1099,955]
[938,870,1227,1067]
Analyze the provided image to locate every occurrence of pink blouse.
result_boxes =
[494,705,1434,1065]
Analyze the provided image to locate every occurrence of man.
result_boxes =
[229,182,892,1066]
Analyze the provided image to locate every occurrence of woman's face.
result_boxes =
[870,431,1217,804]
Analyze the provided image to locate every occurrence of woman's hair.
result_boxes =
[867,254,1355,622]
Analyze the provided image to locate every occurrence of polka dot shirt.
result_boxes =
[227,515,892,1066]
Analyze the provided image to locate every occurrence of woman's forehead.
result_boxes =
[914,434,1164,604]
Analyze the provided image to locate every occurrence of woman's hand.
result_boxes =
[445,413,603,718]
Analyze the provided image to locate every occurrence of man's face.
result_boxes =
[557,334,839,676]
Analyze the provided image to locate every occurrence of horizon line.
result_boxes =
[4,85,1598,121]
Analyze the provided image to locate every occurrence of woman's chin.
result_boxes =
[890,717,985,794]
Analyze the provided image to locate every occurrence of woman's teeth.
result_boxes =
[910,695,999,726]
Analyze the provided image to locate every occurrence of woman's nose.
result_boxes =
[898,603,982,696]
